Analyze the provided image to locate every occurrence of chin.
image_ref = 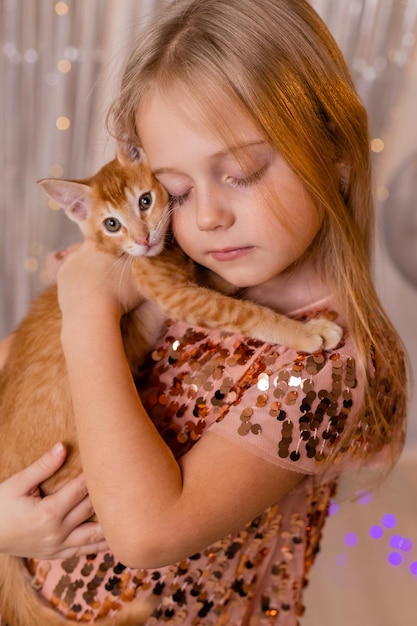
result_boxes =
[217,273,268,290]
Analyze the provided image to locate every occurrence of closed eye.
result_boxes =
[228,167,267,189]
[168,189,191,208]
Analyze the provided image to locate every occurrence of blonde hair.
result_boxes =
[109,0,408,467]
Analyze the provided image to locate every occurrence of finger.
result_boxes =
[45,472,89,519]
[55,539,109,560]
[13,443,67,495]
[52,243,82,262]
[66,521,106,546]
[46,243,82,279]
[62,494,96,529]
[57,522,108,557]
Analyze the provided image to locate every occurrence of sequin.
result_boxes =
[256,394,269,408]
[25,304,400,626]
[257,372,270,392]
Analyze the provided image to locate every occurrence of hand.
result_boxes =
[45,243,82,282]
[0,443,108,559]
[56,240,144,320]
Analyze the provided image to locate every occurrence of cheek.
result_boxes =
[288,208,321,258]
[271,188,321,243]
[172,210,194,252]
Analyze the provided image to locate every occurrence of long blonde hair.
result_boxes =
[109,0,408,465]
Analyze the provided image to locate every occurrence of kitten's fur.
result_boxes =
[0,145,342,625]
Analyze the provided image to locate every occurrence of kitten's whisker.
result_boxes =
[155,204,171,235]
[97,254,133,304]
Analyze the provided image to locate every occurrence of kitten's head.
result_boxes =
[38,145,170,258]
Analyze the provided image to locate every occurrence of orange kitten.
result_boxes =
[0,145,342,625]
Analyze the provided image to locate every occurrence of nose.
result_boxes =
[195,187,235,231]
[135,233,149,247]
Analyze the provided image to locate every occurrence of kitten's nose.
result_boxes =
[135,234,150,247]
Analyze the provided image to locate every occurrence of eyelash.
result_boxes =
[168,190,191,208]
[228,167,267,189]
[168,167,267,208]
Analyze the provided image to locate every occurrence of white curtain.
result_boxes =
[0,0,162,337]
[1,0,417,338]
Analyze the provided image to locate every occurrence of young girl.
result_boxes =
[0,0,408,624]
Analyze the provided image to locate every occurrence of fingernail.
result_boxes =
[51,442,64,456]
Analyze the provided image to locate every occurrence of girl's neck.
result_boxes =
[240,260,331,315]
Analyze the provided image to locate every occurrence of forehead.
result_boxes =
[136,85,264,159]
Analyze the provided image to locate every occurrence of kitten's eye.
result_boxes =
[104,217,122,232]
[139,192,153,211]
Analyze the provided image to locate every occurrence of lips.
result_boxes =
[209,246,255,261]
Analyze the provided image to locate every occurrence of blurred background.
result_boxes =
[1,1,416,624]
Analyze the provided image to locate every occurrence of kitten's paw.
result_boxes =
[300,318,343,352]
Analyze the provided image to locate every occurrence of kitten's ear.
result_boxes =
[116,135,146,165]
[38,179,92,223]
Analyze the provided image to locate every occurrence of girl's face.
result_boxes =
[137,92,321,288]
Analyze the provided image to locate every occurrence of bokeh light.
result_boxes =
[388,552,402,567]
[328,501,339,516]
[410,563,417,577]
[371,137,385,153]
[55,2,69,16]
[57,59,71,73]
[344,532,358,547]
[357,490,372,505]
[370,525,384,540]
[382,514,397,529]
[56,116,70,130]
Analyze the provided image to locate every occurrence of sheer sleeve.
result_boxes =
[209,335,367,476]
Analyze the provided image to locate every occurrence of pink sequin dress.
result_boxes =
[23,295,393,625]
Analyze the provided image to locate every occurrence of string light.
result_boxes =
[24,257,39,273]
[49,163,64,178]
[376,186,390,202]
[57,59,71,73]
[40,268,54,285]
[55,2,69,16]
[24,49,38,63]
[47,199,61,211]
[56,116,70,131]
[30,242,44,256]
[45,72,59,86]
[371,138,385,153]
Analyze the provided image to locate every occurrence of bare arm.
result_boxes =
[58,241,304,568]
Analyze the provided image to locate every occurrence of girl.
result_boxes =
[0,0,408,624]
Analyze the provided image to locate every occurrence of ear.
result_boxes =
[116,134,146,165]
[38,179,92,223]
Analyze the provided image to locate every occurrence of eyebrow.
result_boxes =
[153,140,267,176]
